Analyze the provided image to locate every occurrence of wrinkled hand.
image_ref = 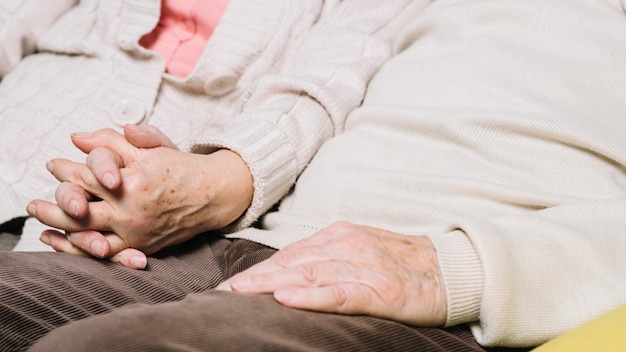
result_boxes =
[216,221,447,326]
[28,125,253,268]
[30,125,179,268]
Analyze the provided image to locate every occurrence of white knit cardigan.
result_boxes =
[0,0,430,249]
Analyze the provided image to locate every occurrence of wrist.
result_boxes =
[201,149,254,229]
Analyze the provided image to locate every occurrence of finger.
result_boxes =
[65,230,113,258]
[215,258,287,291]
[221,242,334,279]
[124,124,178,149]
[65,230,131,259]
[220,263,388,321]
[86,147,123,190]
[274,284,379,317]
[215,261,287,292]
[40,230,91,257]
[27,199,113,233]
[66,231,147,270]
[102,232,131,254]
[46,159,109,199]
[224,224,365,280]
[215,248,324,291]
[219,260,353,294]
[275,284,444,327]
[109,248,148,270]
[71,128,136,160]
[54,181,91,219]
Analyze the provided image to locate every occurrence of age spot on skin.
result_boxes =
[401,238,419,253]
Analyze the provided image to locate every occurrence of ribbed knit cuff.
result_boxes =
[427,230,483,327]
[190,121,297,231]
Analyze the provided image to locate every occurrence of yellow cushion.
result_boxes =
[532,304,626,351]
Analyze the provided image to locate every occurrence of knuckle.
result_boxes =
[271,250,298,268]
[316,221,356,243]
[326,221,354,233]
[330,285,351,310]
[121,173,147,194]
[98,128,118,138]
[86,148,105,166]
[54,183,70,203]
[79,169,99,189]
[298,264,320,285]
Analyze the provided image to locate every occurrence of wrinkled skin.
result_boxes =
[217,221,448,327]
[28,125,253,268]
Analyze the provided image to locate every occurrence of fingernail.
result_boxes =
[103,173,116,189]
[46,161,54,173]
[131,256,147,269]
[26,203,37,217]
[229,277,251,291]
[39,234,50,246]
[69,200,80,217]
[215,282,232,292]
[274,290,293,303]
[91,241,106,258]
[71,132,93,138]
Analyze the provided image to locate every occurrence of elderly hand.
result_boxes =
[28,125,254,268]
[216,221,448,327]
[33,125,179,268]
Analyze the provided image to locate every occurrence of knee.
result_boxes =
[28,303,162,352]
[28,292,282,351]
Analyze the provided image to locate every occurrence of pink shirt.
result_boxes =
[140,0,229,77]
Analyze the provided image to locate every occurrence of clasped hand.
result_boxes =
[27,125,254,268]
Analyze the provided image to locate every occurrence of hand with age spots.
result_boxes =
[216,221,448,327]
[27,125,254,269]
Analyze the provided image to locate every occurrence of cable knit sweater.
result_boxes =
[0,0,431,250]
[230,0,626,347]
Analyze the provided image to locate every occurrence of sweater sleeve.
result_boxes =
[191,0,433,230]
[430,197,626,348]
[0,0,77,77]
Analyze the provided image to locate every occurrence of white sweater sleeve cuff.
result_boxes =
[427,230,484,327]
[189,121,297,231]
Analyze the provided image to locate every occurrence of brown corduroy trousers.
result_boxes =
[0,234,525,352]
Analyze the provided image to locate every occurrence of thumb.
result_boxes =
[109,248,148,270]
[124,124,178,150]
[71,128,135,158]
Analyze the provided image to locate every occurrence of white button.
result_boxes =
[111,99,146,125]
[203,75,238,96]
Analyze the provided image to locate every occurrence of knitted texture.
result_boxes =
[1,0,429,251]
[231,0,626,347]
